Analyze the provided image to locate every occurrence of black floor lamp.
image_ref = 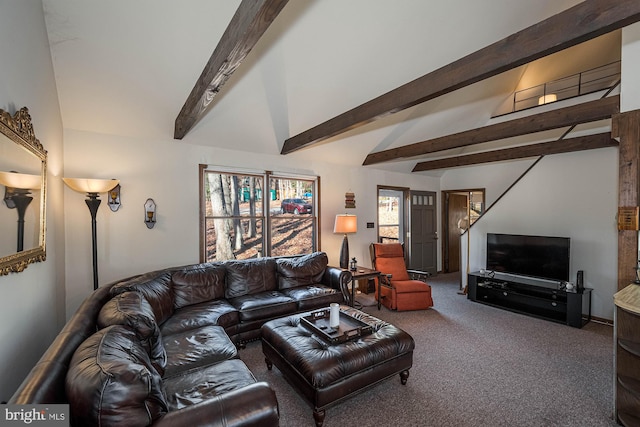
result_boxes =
[0,171,42,252]
[63,177,119,290]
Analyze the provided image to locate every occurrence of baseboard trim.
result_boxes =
[590,315,613,326]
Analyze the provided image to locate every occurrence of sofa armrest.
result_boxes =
[153,382,278,427]
[407,269,431,282]
[380,274,393,289]
[321,266,352,303]
[9,286,114,404]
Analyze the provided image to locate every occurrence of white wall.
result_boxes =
[63,129,441,317]
[439,158,537,207]
[447,148,618,320]
[0,0,64,401]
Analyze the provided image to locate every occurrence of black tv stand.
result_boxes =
[467,271,592,328]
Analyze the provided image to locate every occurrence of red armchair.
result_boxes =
[369,243,434,311]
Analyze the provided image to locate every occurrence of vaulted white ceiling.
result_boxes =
[41,0,619,174]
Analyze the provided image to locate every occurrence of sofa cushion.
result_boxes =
[66,325,167,426]
[225,258,277,299]
[280,285,343,311]
[172,263,226,309]
[161,299,240,336]
[97,291,167,375]
[228,291,297,322]
[111,271,175,324]
[162,325,238,378]
[276,252,328,289]
[163,359,258,410]
[393,279,432,293]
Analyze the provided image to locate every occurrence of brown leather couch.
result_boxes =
[9,252,350,427]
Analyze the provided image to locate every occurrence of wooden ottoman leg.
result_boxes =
[265,357,272,370]
[400,369,410,385]
[313,408,326,427]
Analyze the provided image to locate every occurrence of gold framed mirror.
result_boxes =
[0,107,46,274]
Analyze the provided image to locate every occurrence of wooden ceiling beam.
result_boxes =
[174,0,289,140]
[364,95,619,165]
[412,133,617,172]
[281,0,640,155]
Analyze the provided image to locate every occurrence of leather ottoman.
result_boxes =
[261,306,414,427]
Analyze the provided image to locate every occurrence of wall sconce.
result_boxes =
[0,171,41,252]
[334,214,357,269]
[63,177,119,290]
[144,198,156,229]
[108,183,121,212]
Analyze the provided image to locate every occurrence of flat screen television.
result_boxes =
[486,233,570,282]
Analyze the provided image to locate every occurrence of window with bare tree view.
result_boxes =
[378,189,404,244]
[201,167,318,261]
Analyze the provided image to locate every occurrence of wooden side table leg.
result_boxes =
[313,408,326,427]
[265,357,272,370]
[351,277,356,307]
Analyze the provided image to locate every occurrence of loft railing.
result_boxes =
[509,61,620,114]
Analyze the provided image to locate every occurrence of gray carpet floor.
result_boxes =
[239,273,616,427]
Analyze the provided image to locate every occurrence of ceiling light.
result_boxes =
[538,94,557,105]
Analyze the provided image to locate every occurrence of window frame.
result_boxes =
[199,165,320,261]
[377,185,409,245]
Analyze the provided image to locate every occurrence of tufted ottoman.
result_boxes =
[261,306,414,427]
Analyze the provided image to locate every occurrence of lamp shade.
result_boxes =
[457,216,469,233]
[334,214,357,234]
[0,171,41,190]
[63,178,119,194]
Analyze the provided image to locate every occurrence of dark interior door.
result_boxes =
[446,193,468,273]
[409,191,437,275]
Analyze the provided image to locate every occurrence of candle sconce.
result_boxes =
[108,183,121,212]
[144,198,156,229]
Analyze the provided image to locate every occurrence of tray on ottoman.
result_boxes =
[300,308,373,344]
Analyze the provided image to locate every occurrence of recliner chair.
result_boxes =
[369,242,434,311]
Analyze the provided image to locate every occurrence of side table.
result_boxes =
[347,267,380,309]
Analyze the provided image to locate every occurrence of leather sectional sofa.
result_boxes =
[9,252,350,426]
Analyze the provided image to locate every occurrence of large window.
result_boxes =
[269,176,316,257]
[200,166,318,261]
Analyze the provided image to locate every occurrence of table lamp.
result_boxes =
[334,214,357,269]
